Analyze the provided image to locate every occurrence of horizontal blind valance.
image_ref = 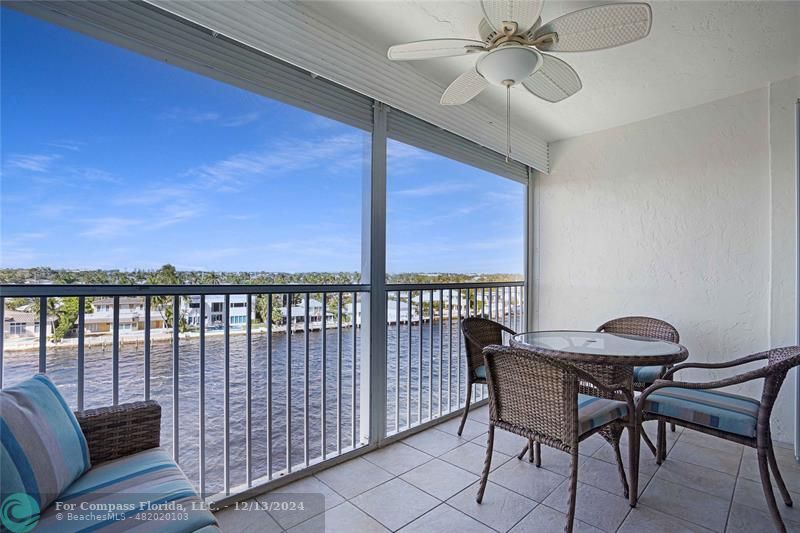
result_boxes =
[388,109,529,184]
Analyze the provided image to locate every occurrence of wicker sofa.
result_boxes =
[34,400,220,532]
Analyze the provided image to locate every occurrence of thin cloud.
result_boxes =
[6,153,61,172]
[188,133,365,189]
[159,107,221,123]
[394,182,474,198]
[222,112,260,127]
[47,140,84,152]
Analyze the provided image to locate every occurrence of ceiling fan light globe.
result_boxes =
[476,46,542,86]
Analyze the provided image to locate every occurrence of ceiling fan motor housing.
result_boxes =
[476,46,542,86]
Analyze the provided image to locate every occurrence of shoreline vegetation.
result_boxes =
[2,265,523,352]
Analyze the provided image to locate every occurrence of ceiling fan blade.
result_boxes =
[481,0,544,33]
[440,68,489,105]
[387,39,486,61]
[534,3,652,52]
[522,53,582,102]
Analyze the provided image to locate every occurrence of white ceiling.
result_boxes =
[308,0,800,142]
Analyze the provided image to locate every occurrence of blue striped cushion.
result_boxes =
[578,394,628,435]
[633,365,665,384]
[475,365,486,379]
[1,374,90,512]
[36,448,218,532]
[643,387,760,437]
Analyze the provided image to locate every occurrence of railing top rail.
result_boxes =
[0,284,370,298]
[385,281,524,291]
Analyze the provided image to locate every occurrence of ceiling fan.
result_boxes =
[387,1,653,159]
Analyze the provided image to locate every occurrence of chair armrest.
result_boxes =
[662,351,769,379]
[636,366,769,419]
[76,401,161,465]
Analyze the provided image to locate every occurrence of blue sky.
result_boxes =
[0,9,523,274]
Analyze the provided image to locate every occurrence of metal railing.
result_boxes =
[0,280,524,500]
[384,281,525,435]
[0,284,368,500]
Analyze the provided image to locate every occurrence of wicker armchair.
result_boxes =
[636,346,800,532]
[458,317,516,436]
[75,400,162,464]
[478,345,632,533]
[597,316,680,456]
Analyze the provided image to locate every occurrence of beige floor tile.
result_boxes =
[215,501,282,533]
[403,428,464,456]
[398,504,494,533]
[578,456,650,497]
[509,504,604,533]
[654,458,737,501]
[489,458,565,502]
[401,458,479,500]
[619,505,715,533]
[440,441,512,475]
[732,477,800,525]
[578,434,607,457]
[362,441,433,475]
[448,481,536,532]
[288,502,389,533]
[725,502,794,533]
[638,477,730,532]
[258,476,342,529]
[667,440,742,477]
[314,457,392,499]
[676,430,744,456]
[437,415,489,441]
[739,449,800,492]
[470,428,529,457]
[351,478,439,530]
[542,479,632,532]
[467,404,490,423]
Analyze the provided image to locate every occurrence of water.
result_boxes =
[2,318,497,496]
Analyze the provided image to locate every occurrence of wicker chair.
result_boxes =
[76,400,162,464]
[478,345,633,533]
[636,346,800,532]
[596,316,680,455]
[458,317,516,436]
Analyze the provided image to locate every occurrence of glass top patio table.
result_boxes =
[510,330,688,367]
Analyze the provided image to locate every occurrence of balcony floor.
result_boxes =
[215,405,800,532]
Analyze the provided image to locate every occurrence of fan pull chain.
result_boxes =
[504,81,512,162]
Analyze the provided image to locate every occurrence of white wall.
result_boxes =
[533,85,798,443]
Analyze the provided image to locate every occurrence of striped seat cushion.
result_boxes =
[643,387,760,438]
[633,365,665,385]
[1,374,90,512]
[578,394,628,435]
[36,447,219,532]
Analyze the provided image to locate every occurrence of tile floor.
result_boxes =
[215,405,800,533]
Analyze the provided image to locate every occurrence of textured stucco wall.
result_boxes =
[532,87,799,443]
[769,76,799,446]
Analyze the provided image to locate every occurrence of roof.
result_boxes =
[3,308,53,323]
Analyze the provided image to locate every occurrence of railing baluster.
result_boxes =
[77,297,85,411]
[38,296,46,373]
[287,294,293,472]
[351,291,358,447]
[224,294,231,493]
[267,295,273,479]
[448,289,453,412]
[439,289,444,417]
[199,294,206,497]
[304,293,310,466]
[321,293,327,459]
[337,293,343,453]
[112,296,119,404]
[246,293,253,486]
[418,290,423,425]
[457,289,462,407]
[172,296,180,463]
[406,291,411,429]
[428,290,433,420]
[395,292,400,433]
[144,296,151,401]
